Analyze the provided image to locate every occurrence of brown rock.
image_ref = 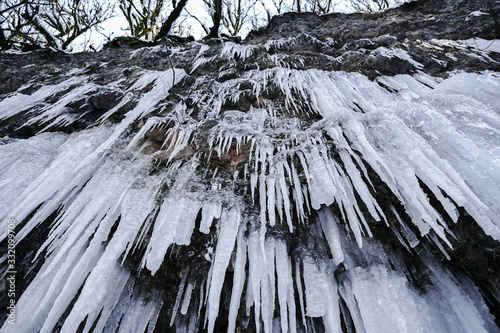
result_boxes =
[210,142,250,170]
[140,141,162,154]
[154,144,196,163]
[145,127,168,142]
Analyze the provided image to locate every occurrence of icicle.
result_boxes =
[277,162,294,232]
[318,207,345,265]
[294,261,308,330]
[228,229,247,333]
[258,147,270,260]
[337,148,382,222]
[261,239,275,333]
[251,173,258,205]
[200,203,222,234]
[246,261,255,316]
[428,233,451,260]
[289,160,306,223]
[307,151,338,211]
[287,258,298,333]
[248,232,263,333]
[275,241,290,333]
[171,268,191,326]
[274,175,284,224]
[145,195,200,274]
[390,206,420,248]
[206,207,240,333]
[181,282,194,315]
[267,174,276,227]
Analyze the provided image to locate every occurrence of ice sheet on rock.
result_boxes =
[302,258,341,332]
[373,73,500,239]
[430,38,500,60]
[0,76,84,120]
[145,163,201,274]
[0,125,114,242]
[237,68,497,244]
[2,41,500,333]
[419,260,494,333]
[201,67,500,246]
[0,132,68,220]
[350,265,433,333]
[1,156,156,333]
[0,68,186,331]
[373,47,424,70]
[303,70,497,240]
[24,82,99,130]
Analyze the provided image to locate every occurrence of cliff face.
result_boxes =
[1,0,500,332]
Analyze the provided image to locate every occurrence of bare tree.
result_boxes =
[1,0,57,50]
[304,0,338,14]
[222,0,257,36]
[193,0,222,37]
[348,0,391,13]
[42,0,115,49]
[119,0,165,39]
[0,0,407,52]
[118,0,190,41]
[258,0,285,22]
[184,7,210,35]
[0,0,114,50]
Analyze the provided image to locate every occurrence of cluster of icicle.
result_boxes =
[1,40,500,333]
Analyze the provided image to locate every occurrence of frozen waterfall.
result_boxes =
[1,5,500,333]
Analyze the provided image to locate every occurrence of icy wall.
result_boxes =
[1,0,500,332]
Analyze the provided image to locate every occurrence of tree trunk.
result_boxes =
[155,0,189,41]
[209,0,222,38]
[0,28,9,50]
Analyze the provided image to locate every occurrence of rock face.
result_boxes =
[0,0,500,332]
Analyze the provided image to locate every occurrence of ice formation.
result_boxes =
[1,2,500,332]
